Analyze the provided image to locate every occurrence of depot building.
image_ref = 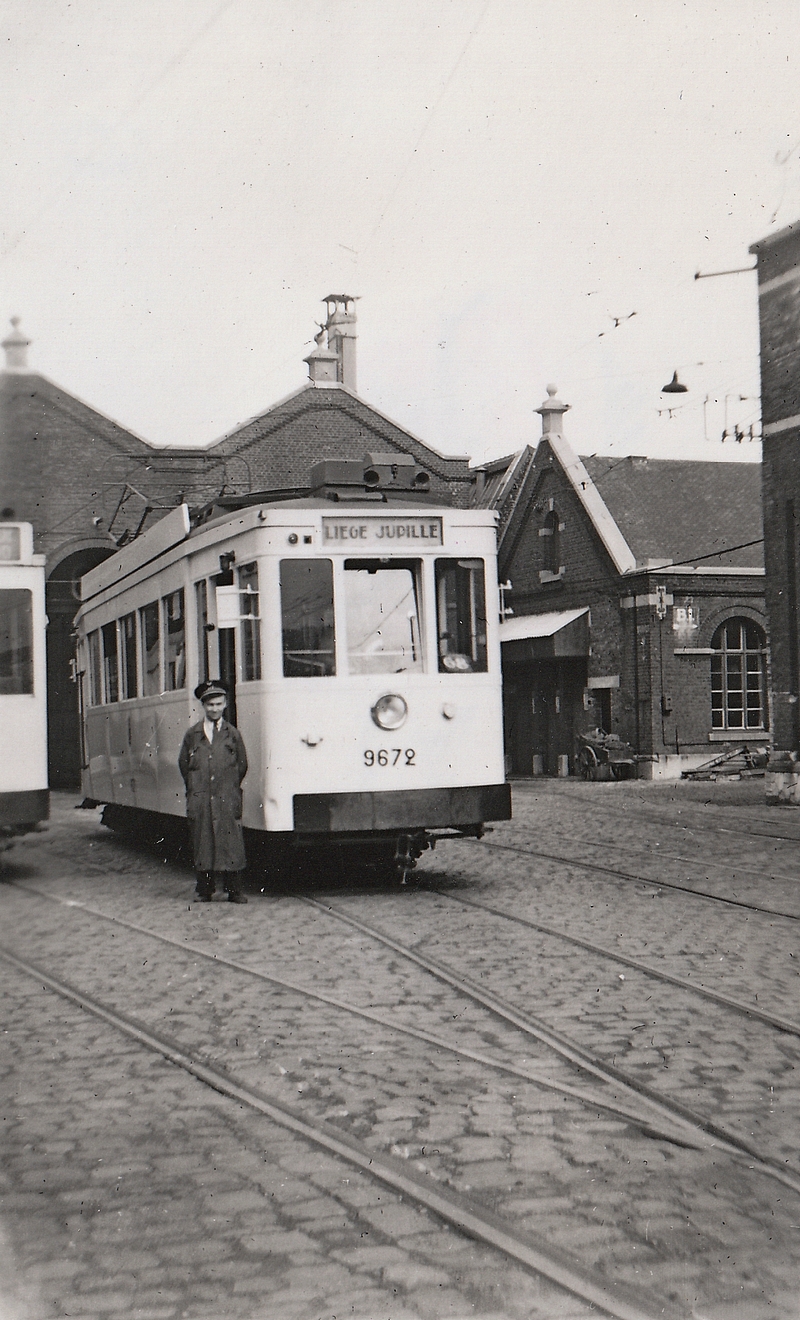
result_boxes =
[473,387,767,780]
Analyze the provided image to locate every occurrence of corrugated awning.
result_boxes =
[499,607,589,661]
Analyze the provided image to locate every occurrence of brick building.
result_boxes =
[474,387,766,779]
[0,298,472,788]
[748,221,800,801]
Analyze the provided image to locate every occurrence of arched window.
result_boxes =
[541,509,561,574]
[711,618,768,731]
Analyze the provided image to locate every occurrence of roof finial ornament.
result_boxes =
[304,316,340,386]
[536,383,570,436]
[2,317,32,372]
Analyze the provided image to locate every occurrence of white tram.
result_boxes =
[0,523,49,841]
[76,458,510,877]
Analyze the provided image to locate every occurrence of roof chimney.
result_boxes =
[536,383,570,436]
[2,318,32,372]
[322,294,357,392]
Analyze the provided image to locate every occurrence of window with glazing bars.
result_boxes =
[711,618,768,730]
[238,563,261,681]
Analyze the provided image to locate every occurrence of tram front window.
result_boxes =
[0,589,33,694]
[344,560,423,675]
[280,559,336,677]
[435,558,488,673]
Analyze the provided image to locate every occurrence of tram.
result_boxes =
[0,522,49,843]
[76,457,510,878]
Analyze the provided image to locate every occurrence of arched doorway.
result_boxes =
[47,547,114,789]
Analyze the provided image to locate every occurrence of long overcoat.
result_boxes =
[178,719,248,872]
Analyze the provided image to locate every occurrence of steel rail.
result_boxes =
[0,943,673,1320]
[430,887,800,1036]
[513,789,800,846]
[305,899,800,1198]
[10,882,698,1148]
[497,821,800,895]
[477,837,800,922]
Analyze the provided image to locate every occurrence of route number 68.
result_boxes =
[364,749,416,766]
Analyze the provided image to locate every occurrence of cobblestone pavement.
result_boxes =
[1,783,799,1320]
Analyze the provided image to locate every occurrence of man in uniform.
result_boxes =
[178,680,249,903]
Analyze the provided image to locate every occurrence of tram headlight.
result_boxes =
[371,693,408,730]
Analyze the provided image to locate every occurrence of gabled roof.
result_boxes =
[0,368,155,458]
[472,451,528,508]
[487,431,764,576]
[209,382,471,478]
[581,455,763,569]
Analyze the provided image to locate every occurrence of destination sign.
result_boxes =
[322,517,443,549]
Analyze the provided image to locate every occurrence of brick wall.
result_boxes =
[209,387,473,507]
[0,373,197,564]
[751,223,800,752]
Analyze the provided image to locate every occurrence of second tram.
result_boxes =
[76,458,510,878]
[0,522,49,843]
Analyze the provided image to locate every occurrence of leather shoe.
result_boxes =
[227,892,248,903]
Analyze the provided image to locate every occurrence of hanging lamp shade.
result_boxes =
[662,370,688,394]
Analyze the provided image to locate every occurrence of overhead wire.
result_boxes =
[359,0,492,262]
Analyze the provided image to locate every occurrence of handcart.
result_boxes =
[576,729,637,781]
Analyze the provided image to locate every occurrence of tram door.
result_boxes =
[213,573,238,726]
[218,628,237,727]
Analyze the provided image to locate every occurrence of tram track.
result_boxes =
[492,821,800,894]
[426,887,800,1038]
[473,837,800,922]
[6,871,800,1316]
[7,881,724,1152]
[13,877,800,1195]
[0,941,667,1320]
[301,896,800,1195]
[11,874,800,1197]
[518,787,800,846]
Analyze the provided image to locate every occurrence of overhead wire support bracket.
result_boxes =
[694,266,757,280]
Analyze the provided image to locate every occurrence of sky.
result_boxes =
[2,1,800,467]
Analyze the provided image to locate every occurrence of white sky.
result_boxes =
[2,1,799,466]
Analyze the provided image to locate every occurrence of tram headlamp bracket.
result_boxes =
[371,693,408,730]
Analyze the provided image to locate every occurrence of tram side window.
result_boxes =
[102,621,119,702]
[344,559,423,675]
[163,589,186,691]
[140,602,161,696]
[87,630,102,705]
[238,562,262,681]
[280,559,335,677]
[435,558,488,673]
[0,589,33,695]
[120,612,138,700]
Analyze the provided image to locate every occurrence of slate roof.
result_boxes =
[580,456,763,569]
